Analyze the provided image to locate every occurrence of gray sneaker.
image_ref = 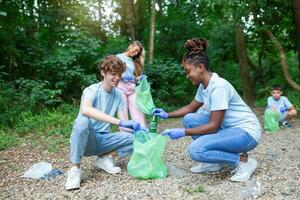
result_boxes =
[190,162,222,173]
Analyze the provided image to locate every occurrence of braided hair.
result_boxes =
[182,38,210,71]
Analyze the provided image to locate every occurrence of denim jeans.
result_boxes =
[183,113,258,166]
[70,115,133,164]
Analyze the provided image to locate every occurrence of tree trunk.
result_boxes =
[135,0,146,40]
[266,30,300,92]
[292,0,300,73]
[149,0,155,64]
[235,24,254,106]
[119,0,136,40]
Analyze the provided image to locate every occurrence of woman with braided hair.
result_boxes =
[153,38,262,182]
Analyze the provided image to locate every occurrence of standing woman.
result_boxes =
[117,41,147,128]
[153,38,262,182]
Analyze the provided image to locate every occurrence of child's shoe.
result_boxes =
[282,121,293,128]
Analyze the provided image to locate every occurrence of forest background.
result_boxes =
[0,0,299,151]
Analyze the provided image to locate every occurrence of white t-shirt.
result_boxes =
[195,73,262,142]
[77,82,124,133]
[267,96,292,112]
[117,53,135,83]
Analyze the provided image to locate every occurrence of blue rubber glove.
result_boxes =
[140,127,149,133]
[119,120,141,132]
[139,74,147,81]
[123,74,134,82]
[280,107,288,113]
[162,128,185,140]
[152,108,168,119]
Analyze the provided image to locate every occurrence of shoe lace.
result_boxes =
[231,165,243,176]
[69,168,79,178]
[103,157,116,168]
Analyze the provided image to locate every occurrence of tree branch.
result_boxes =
[266,30,300,92]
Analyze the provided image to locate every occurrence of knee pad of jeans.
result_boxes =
[188,144,207,162]
[72,116,92,134]
[182,113,197,127]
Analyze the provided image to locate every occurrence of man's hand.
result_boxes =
[119,120,141,132]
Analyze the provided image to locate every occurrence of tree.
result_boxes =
[236,24,254,106]
[292,0,300,73]
[149,0,155,64]
[266,30,300,92]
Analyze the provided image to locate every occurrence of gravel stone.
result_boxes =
[0,108,299,199]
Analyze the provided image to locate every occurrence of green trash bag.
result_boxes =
[264,109,280,133]
[127,130,169,179]
[135,78,155,115]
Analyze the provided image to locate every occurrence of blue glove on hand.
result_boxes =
[119,120,141,132]
[140,127,149,133]
[152,108,168,119]
[280,107,288,113]
[123,74,134,82]
[139,74,147,81]
[162,128,185,140]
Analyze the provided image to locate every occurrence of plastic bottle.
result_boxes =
[149,115,157,133]
[167,163,187,178]
[237,181,263,200]
[21,161,52,179]
[42,169,63,181]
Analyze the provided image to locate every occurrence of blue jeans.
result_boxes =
[70,115,133,164]
[183,113,258,166]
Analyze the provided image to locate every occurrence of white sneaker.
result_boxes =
[190,162,222,173]
[65,166,81,190]
[230,157,257,182]
[94,155,121,174]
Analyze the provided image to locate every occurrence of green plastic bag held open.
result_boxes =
[135,78,155,115]
[264,109,280,133]
[127,131,169,179]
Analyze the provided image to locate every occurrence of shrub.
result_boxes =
[144,58,196,111]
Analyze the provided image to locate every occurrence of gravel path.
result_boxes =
[1,108,299,199]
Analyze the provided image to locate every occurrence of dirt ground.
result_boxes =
[0,108,299,199]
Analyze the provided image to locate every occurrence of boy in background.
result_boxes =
[267,84,297,127]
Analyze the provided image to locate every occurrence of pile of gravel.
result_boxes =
[1,112,299,199]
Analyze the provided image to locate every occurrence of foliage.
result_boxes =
[16,78,62,108]
[15,104,77,136]
[145,58,196,110]
[0,81,28,128]
[0,130,19,150]
[0,0,299,151]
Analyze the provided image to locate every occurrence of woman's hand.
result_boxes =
[161,128,185,140]
[152,108,168,119]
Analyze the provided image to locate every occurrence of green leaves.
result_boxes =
[145,58,195,109]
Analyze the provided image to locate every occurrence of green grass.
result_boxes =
[183,185,205,193]
[0,130,19,150]
[0,104,78,152]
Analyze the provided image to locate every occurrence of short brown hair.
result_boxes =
[272,84,282,91]
[98,55,126,79]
